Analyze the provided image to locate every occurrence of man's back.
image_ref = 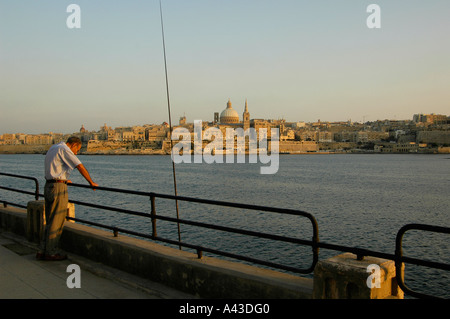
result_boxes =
[45,142,81,181]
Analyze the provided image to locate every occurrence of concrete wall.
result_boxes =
[0,144,51,154]
[1,204,405,299]
[0,206,313,299]
[279,141,318,153]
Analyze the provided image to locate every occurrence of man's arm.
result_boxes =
[76,164,98,188]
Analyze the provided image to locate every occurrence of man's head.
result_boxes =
[66,136,82,154]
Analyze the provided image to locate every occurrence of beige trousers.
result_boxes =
[39,182,68,255]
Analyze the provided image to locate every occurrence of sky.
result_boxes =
[0,0,449,134]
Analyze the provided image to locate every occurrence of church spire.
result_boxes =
[243,99,250,130]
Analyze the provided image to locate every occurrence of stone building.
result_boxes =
[416,131,450,145]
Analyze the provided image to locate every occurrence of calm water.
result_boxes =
[1,153,449,298]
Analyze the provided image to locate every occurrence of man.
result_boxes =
[37,136,98,261]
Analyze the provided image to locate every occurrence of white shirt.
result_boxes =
[45,142,82,181]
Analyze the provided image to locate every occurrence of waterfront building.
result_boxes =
[374,142,420,153]
[417,131,450,145]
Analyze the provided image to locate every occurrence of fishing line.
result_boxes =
[159,0,182,249]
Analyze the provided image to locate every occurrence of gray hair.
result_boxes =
[66,136,82,145]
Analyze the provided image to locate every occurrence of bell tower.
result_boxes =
[243,99,250,131]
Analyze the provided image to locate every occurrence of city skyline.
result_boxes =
[2,109,447,137]
[1,1,449,134]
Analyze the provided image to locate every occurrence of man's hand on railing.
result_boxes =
[90,182,99,191]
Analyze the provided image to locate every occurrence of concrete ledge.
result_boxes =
[0,206,313,299]
[0,206,27,236]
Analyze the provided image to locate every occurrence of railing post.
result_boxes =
[26,200,46,244]
[33,178,40,200]
[150,193,157,239]
[313,252,404,299]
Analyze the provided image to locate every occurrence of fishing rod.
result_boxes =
[159,0,182,249]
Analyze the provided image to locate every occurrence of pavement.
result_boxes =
[0,230,196,299]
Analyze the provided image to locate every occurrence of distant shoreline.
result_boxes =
[2,143,449,155]
[0,144,51,154]
[1,147,447,156]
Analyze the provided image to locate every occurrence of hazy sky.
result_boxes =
[1,0,449,134]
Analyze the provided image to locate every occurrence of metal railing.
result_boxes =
[0,173,40,208]
[67,182,320,274]
[1,172,449,299]
[395,224,450,299]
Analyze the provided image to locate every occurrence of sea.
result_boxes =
[1,153,449,298]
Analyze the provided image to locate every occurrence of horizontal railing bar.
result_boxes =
[155,192,315,218]
[69,198,315,246]
[0,172,39,182]
[0,200,27,209]
[316,241,450,271]
[155,213,316,246]
[0,186,37,197]
[69,199,151,219]
[400,255,450,271]
[165,238,314,274]
[68,182,316,218]
[398,223,450,234]
[66,216,116,231]
[68,183,152,197]
[317,241,395,260]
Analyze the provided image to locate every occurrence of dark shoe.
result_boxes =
[36,252,45,260]
[43,253,67,261]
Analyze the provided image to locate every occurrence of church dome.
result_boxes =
[220,99,240,124]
